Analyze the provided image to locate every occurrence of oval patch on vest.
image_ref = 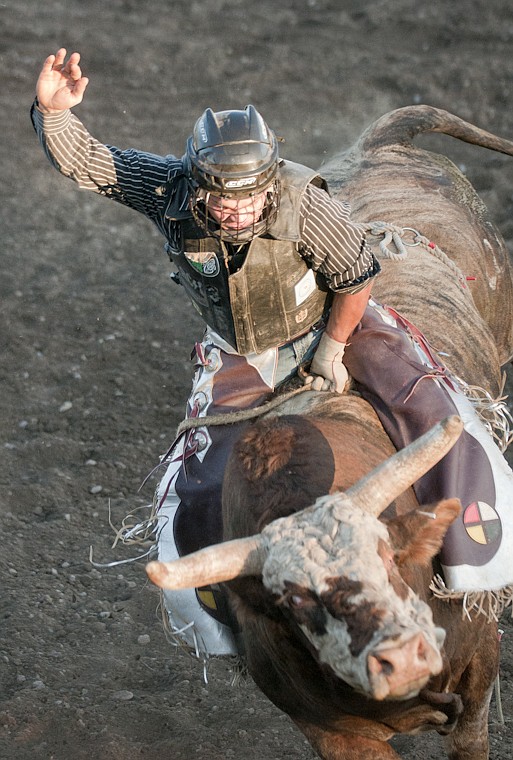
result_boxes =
[463,501,502,545]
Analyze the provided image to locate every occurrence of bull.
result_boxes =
[146,106,513,759]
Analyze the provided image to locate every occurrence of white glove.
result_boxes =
[304,332,349,393]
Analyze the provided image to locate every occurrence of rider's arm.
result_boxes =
[325,284,373,343]
[31,103,174,219]
[31,49,173,219]
[299,183,380,295]
[31,104,117,190]
[300,183,379,392]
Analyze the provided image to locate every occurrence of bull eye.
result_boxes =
[289,594,306,608]
[278,582,327,635]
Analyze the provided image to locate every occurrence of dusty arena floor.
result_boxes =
[2,1,513,757]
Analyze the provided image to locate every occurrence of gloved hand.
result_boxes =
[304,332,349,393]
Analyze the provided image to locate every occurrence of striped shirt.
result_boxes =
[31,103,379,293]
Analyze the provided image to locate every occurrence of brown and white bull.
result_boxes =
[147,106,513,759]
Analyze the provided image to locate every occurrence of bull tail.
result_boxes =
[360,105,513,157]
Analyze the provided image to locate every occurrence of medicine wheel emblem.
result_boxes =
[463,501,502,545]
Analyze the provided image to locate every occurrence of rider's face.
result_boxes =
[206,192,267,231]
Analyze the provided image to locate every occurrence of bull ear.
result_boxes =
[146,535,267,590]
[392,499,461,568]
[346,416,463,517]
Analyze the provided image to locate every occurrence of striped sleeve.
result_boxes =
[299,183,380,293]
[30,101,172,220]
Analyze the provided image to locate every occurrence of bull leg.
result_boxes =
[443,643,499,760]
[443,692,492,760]
[295,723,401,760]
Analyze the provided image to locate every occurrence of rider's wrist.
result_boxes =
[319,332,346,353]
[34,97,64,115]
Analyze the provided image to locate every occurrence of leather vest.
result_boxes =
[165,160,330,355]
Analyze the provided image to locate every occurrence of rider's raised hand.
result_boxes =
[36,48,89,113]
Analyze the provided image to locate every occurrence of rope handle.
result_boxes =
[174,384,311,436]
[364,221,469,292]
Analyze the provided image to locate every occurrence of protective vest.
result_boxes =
[165,160,330,355]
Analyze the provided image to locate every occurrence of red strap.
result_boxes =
[382,304,456,392]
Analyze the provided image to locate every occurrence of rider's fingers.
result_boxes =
[53,48,67,67]
[314,376,331,392]
[41,48,67,76]
[304,375,331,392]
[68,62,83,81]
[66,52,82,77]
[41,54,57,74]
[72,77,89,99]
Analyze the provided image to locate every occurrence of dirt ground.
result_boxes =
[2,0,513,757]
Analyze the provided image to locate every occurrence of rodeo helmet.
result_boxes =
[185,105,281,241]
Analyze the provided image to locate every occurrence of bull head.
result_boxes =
[147,415,463,701]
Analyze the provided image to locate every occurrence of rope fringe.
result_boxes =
[453,372,513,453]
[159,591,247,685]
[430,574,513,622]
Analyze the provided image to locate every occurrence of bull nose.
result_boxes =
[367,632,442,701]
[369,632,430,675]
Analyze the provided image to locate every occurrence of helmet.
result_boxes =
[185,105,280,241]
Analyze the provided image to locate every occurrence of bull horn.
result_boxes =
[345,415,463,516]
[146,534,267,590]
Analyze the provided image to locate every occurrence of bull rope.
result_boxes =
[363,220,471,294]
[174,384,312,436]
[172,374,513,454]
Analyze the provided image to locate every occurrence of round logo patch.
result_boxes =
[463,501,502,545]
[184,250,220,277]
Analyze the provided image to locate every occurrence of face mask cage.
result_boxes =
[189,179,281,243]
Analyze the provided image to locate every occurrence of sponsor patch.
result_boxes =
[225,177,257,189]
[184,250,220,277]
[463,501,502,545]
[294,268,316,305]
